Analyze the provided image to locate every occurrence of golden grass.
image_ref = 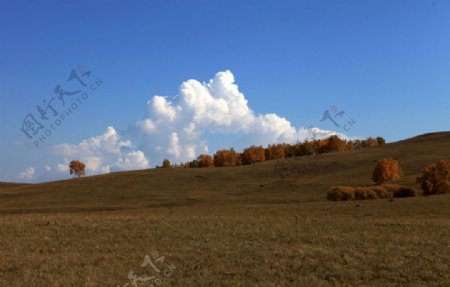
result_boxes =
[0,132,450,286]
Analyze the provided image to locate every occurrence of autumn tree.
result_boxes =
[376,137,386,146]
[213,148,239,167]
[69,160,86,178]
[241,146,265,165]
[312,139,329,154]
[319,135,347,153]
[284,144,298,158]
[298,141,314,156]
[265,144,285,160]
[417,160,450,195]
[372,158,401,184]
[197,154,213,168]
[189,160,199,168]
[366,137,379,148]
[162,159,171,168]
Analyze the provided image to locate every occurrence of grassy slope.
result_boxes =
[1,132,449,213]
[0,132,449,287]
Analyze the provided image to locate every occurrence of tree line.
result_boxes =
[160,135,386,168]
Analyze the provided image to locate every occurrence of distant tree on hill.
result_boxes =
[417,160,450,195]
[366,137,379,148]
[319,135,347,153]
[298,141,315,156]
[241,146,265,165]
[69,160,85,178]
[265,144,285,160]
[213,148,239,167]
[376,137,386,146]
[197,154,213,168]
[162,159,171,168]
[189,160,199,168]
[372,158,401,184]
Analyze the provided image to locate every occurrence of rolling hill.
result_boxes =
[1,132,449,287]
[1,131,449,214]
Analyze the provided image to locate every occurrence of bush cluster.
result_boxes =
[327,184,418,201]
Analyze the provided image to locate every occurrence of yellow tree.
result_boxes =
[372,158,401,184]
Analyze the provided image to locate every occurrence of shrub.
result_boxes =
[372,158,402,185]
[354,187,369,200]
[328,184,417,201]
[417,160,450,195]
[327,186,355,201]
[373,185,392,199]
[392,186,418,198]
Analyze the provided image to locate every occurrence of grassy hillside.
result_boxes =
[1,132,449,213]
[0,132,449,286]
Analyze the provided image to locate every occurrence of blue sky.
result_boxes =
[1,0,449,182]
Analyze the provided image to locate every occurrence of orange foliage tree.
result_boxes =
[372,158,401,184]
[213,148,239,167]
[319,135,347,153]
[265,144,285,160]
[197,154,213,168]
[241,146,265,165]
[69,160,86,178]
[417,160,450,195]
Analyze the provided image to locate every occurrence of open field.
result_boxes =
[1,132,449,286]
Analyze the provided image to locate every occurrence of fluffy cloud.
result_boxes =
[41,70,348,181]
[52,126,149,175]
[17,167,35,180]
[132,70,347,165]
[115,151,149,170]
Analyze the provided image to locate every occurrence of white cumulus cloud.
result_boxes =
[41,70,349,180]
[52,126,149,175]
[17,167,35,180]
[132,70,348,165]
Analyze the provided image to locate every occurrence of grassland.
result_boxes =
[0,132,449,286]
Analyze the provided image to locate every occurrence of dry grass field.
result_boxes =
[1,132,449,286]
